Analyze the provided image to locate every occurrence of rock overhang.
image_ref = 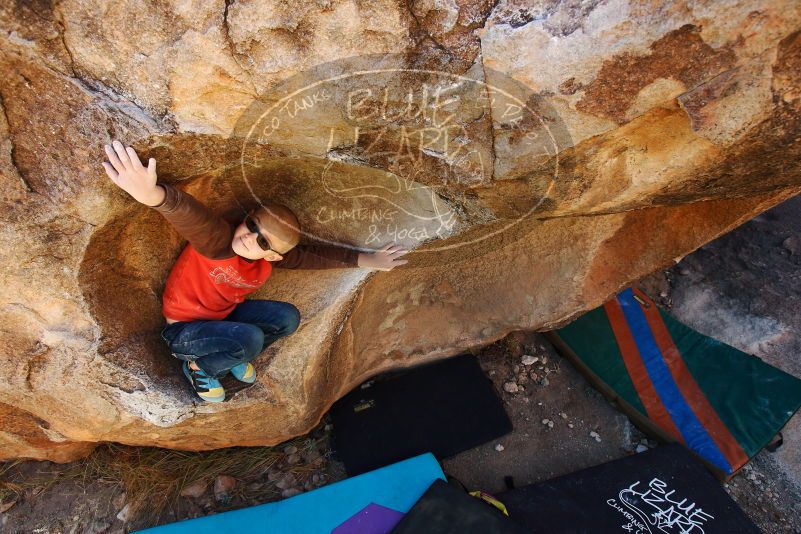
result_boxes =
[0,0,800,461]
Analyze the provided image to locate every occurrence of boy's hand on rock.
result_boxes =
[358,243,409,271]
[102,140,164,207]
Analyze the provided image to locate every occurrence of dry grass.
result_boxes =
[0,434,329,526]
[0,461,32,504]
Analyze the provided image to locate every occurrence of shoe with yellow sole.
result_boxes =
[230,362,257,384]
[182,361,225,402]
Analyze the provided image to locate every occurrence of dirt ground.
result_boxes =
[2,193,800,533]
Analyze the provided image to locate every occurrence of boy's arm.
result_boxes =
[151,183,234,259]
[272,244,360,269]
[273,243,408,270]
[101,140,233,259]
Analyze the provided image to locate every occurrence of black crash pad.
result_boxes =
[391,479,528,534]
[498,444,759,534]
[331,354,512,475]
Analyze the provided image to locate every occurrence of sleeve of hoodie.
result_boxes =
[272,243,361,269]
[150,183,234,260]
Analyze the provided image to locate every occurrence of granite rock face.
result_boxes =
[1,0,800,461]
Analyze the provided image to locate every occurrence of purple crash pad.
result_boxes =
[332,503,406,533]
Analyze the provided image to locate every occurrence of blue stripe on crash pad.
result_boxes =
[617,289,732,474]
[135,453,445,534]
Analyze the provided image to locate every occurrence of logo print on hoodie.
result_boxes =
[208,266,260,289]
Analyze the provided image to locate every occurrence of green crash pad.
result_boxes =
[549,288,801,478]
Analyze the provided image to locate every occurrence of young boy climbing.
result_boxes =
[101,140,408,402]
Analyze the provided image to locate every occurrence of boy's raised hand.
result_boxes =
[357,243,409,271]
[102,140,165,207]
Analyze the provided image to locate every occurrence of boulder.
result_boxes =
[0,0,800,461]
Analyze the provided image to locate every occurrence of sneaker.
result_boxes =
[182,361,225,402]
[230,362,256,384]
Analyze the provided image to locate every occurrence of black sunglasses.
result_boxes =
[245,214,277,253]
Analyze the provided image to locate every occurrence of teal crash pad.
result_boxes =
[135,453,445,534]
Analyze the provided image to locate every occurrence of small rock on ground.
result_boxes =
[180,480,207,498]
[213,475,237,502]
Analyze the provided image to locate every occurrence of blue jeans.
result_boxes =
[160,300,301,378]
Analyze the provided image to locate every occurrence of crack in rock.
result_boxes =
[0,91,33,193]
